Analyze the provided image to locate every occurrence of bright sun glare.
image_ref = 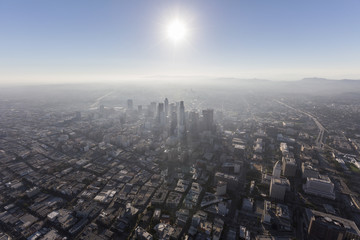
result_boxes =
[167,19,187,44]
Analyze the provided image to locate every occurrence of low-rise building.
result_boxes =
[166,191,182,209]
[135,226,153,240]
[151,188,168,206]
[262,201,292,231]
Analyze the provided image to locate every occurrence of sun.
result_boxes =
[167,19,187,44]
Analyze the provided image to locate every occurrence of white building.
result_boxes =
[47,211,59,222]
[303,175,335,200]
[26,187,40,198]
[280,142,289,155]
[273,161,282,178]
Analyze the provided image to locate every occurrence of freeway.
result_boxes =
[89,91,114,110]
[276,100,327,149]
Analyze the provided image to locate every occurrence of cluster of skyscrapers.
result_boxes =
[126,98,215,139]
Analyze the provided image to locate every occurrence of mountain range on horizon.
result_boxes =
[1,77,360,98]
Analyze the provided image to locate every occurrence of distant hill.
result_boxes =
[1,77,360,98]
[208,77,360,95]
[287,78,360,95]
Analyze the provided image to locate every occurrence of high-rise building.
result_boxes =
[280,142,289,155]
[202,109,214,131]
[273,161,282,178]
[170,111,177,136]
[214,172,240,192]
[157,103,165,126]
[157,103,164,117]
[270,177,290,201]
[306,209,360,240]
[216,181,227,196]
[302,162,319,179]
[99,104,105,113]
[178,101,186,136]
[282,156,297,177]
[138,105,142,113]
[169,103,176,114]
[303,175,335,200]
[189,111,199,135]
[149,102,157,117]
[127,99,133,110]
[178,101,185,127]
[164,98,169,117]
[262,201,292,231]
[75,111,81,120]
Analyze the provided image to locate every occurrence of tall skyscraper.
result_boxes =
[149,102,157,117]
[169,103,176,115]
[178,101,185,127]
[127,99,133,110]
[178,101,186,137]
[189,111,199,135]
[157,103,165,125]
[170,111,177,136]
[164,98,169,117]
[75,111,81,120]
[202,109,214,131]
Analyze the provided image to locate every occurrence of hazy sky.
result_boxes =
[1,0,360,84]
